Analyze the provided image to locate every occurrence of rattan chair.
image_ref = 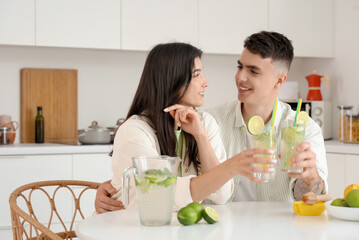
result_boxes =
[9,180,100,240]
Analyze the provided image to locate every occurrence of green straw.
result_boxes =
[269,98,278,139]
[293,98,302,126]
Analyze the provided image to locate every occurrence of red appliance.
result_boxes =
[305,71,330,101]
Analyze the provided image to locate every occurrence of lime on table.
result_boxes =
[296,111,309,127]
[177,207,198,226]
[203,207,220,224]
[186,202,204,223]
[247,115,264,135]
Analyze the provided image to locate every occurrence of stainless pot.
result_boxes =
[78,121,113,145]
[107,118,125,143]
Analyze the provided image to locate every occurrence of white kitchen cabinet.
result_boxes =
[326,153,346,198]
[73,153,112,183]
[0,0,35,46]
[346,154,359,186]
[269,0,334,57]
[326,152,359,198]
[36,0,121,49]
[121,0,198,51]
[198,0,268,54]
[0,155,72,228]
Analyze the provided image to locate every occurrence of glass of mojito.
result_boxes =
[252,126,277,180]
[280,120,306,173]
[122,156,178,226]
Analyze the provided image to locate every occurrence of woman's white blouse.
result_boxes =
[110,112,234,210]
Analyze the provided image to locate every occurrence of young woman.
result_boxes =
[109,42,273,210]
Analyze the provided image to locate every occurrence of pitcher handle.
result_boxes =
[122,166,135,208]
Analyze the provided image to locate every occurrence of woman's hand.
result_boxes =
[164,104,205,139]
[229,148,277,183]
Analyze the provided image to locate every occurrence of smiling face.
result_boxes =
[179,57,209,107]
[235,48,286,107]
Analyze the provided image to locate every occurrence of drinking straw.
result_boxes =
[293,98,302,126]
[269,98,278,137]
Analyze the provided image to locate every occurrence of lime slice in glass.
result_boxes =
[247,115,264,135]
[203,207,220,224]
[296,111,309,127]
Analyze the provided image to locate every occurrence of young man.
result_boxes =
[205,31,327,202]
[94,31,328,213]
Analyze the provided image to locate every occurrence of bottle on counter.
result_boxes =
[35,106,44,143]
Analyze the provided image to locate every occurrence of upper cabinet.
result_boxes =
[36,0,121,49]
[268,0,334,57]
[0,0,335,57]
[0,0,35,46]
[121,0,198,51]
[198,0,268,55]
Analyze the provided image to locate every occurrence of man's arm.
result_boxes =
[95,180,124,214]
[289,142,326,200]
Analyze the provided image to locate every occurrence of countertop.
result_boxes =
[0,140,358,156]
[0,143,113,155]
[76,202,359,240]
[324,140,359,154]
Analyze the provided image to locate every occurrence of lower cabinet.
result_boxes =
[326,153,359,198]
[0,152,112,238]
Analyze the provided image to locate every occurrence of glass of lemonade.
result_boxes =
[280,120,306,173]
[252,126,277,180]
[122,156,178,226]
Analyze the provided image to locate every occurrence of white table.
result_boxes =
[76,202,359,240]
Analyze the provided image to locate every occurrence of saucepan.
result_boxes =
[78,121,113,145]
[107,118,125,143]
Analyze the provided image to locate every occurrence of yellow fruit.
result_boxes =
[292,201,326,216]
[344,184,359,200]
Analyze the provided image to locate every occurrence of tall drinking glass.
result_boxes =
[280,120,305,173]
[252,126,277,180]
[122,156,178,226]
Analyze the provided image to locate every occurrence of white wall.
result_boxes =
[301,0,359,138]
[0,44,305,143]
[1,0,358,142]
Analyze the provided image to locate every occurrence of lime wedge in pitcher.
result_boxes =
[247,115,264,135]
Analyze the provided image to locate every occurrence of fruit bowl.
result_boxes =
[325,201,359,221]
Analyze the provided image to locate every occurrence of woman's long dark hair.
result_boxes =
[127,42,203,174]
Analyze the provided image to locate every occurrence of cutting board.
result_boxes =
[20,68,78,145]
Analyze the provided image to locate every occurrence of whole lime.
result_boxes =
[177,207,197,226]
[330,198,348,207]
[346,189,359,207]
[186,202,204,223]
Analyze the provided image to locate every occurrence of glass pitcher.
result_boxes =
[122,156,178,226]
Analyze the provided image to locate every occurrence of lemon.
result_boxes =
[296,111,309,128]
[186,202,204,223]
[247,115,264,135]
[344,184,359,200]
[177,207,197,226]
[292,201,326,216]
[330,198,348,207]
[202,207,220,224]
[346,189,359,207]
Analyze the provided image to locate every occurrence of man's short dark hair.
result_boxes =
[244,31,294,73]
